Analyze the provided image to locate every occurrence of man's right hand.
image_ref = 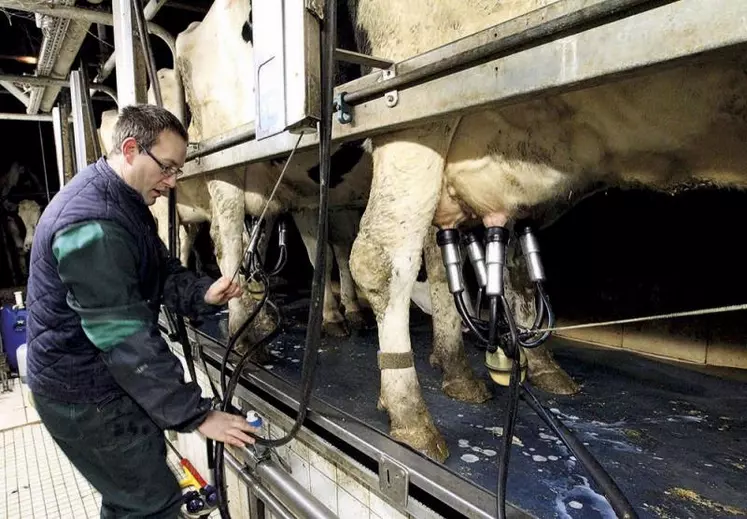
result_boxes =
[197,410,259,447]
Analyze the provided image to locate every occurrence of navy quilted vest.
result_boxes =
[26,157,165,403]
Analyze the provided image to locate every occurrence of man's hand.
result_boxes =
[204,276,243,306]
[197,410,259,447]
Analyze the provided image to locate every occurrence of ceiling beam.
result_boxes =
[0,81,30,107]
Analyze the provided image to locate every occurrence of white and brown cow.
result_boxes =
[342,0,747,461]
[2,199,42,280]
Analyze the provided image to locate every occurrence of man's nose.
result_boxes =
[164,174,177,188]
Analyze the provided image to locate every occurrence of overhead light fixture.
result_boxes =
[0,55,39,65]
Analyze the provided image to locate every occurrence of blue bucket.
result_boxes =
[1,306,28,373]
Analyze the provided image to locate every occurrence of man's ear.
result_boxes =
[121,137,138,164]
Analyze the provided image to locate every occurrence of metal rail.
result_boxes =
[232,444,337,519]
[340,0,661,106]
[223,451,297,519]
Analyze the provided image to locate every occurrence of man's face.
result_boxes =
[120,130,187,205]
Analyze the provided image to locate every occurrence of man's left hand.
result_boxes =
[204,276,243,305]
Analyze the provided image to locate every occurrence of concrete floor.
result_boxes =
[0,376,222,519]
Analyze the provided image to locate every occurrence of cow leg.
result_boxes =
[350,124,454,463]
[151,196,170,249]
[504,242,579,395]
[423,227,491,403]
[333,240,375,330]
[178,225,194,268]
[208,177,273,361]
[329,210,374,330]
[292,210,348,337]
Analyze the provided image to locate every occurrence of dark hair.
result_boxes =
[110,104,188,154]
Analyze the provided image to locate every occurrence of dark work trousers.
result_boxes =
[33,392,183,519]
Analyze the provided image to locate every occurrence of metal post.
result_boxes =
[52,106,65,188]
[70,70,98,172]
[113,0,149,108]
[80,65,101,158]
[52,95,75,186]
[94,0,168,85]
[246,487,266,519]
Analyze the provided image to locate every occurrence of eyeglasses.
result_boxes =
[138,143,183,179]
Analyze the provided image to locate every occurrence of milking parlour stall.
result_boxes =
[1,1,746,519]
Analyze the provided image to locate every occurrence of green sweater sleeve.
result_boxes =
[52,220,211,432]
[52,220,151,350]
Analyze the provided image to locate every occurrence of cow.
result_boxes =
[338,0,747,461]
[2,199,42,280]
[4,211,25,278]
[18,199,42,254]
[0,161,45,202]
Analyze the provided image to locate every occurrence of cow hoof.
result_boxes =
[391,424,449,463]
[442,376,491,404]
[529,370,580,395]
[346,309,376,330]
[323,321,349,338]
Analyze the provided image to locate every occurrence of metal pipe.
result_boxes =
[0,113,53,121]
[70,70,97,171]
[96,53,117,85]
[223,451,295,519]
[96,23,108,66]
[114,0,147,107]
[186,123,256,161]
[334,49,393,70]
[132,0,162,107]
[80,65,101,158]
[93,85,118,105]
[238,447,337,519]
[52,98,74,184]
[341,0,661,106]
